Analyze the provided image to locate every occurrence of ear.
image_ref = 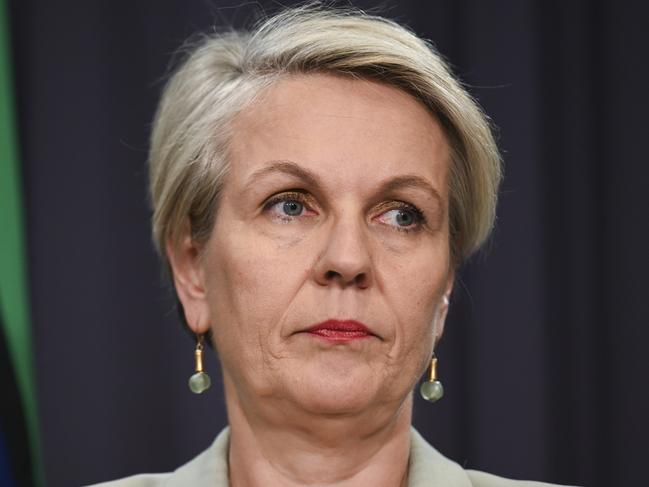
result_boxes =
[434,269,455,343]
[165,221,211,335]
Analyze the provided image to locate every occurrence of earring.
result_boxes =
[188,334,211,394]
[419,354,444,403]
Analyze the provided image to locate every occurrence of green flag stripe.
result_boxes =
[0,0,44,485]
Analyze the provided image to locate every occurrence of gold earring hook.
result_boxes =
[429,355,438,382]
[194,334,204,373]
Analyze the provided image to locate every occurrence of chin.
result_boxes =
[283,357,382,416]
[292,384,376,416]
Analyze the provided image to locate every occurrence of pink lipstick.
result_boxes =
[305,320,373,342]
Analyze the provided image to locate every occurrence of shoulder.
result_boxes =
[409,428,578,487]
[467,469,576,487]
[85,473,169,487]
[84,428,231,487]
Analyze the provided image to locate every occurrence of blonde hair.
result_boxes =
[149,5,502,268]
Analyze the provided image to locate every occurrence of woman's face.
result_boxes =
[176,73,453,416]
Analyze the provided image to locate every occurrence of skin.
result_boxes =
[169,73,454,487]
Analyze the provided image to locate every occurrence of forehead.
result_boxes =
[228,73,450,196]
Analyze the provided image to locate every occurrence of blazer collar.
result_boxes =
[163,427,474,486]
[407,428,474,487]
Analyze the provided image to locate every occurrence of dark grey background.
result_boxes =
[7,1,649,486]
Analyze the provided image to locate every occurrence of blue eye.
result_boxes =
[280,200,304,216]
[394,209,415,226]
[378,205,425,232]
[263,192,313,220]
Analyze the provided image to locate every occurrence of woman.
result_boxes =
[93,5,574,487]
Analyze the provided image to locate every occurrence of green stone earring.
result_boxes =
[188,334,211,394]
[419,355,444,403]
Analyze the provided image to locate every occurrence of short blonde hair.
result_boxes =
[149,5,502,268]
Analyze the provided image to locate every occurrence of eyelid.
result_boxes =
[376,200,425,217]
[374,200,419,213]
[263,190,314,209]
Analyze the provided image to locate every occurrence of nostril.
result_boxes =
[321,269,370,288]
[325,270,340,280]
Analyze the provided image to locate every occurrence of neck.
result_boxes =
[224,374,413,487]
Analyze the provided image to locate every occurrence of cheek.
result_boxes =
[383,245,449,343]
[203,226,308,343]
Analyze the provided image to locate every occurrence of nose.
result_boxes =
[313,213,374,289]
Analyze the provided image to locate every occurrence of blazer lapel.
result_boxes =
[163,428,230,486]
[408,428,474,487]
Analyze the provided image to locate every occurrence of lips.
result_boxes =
[305,320,374,341]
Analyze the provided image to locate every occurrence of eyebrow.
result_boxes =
[243,160,320,194]
[243,159,443,206]
[379,175,443,207]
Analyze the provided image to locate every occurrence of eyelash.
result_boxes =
[262,191,427,233]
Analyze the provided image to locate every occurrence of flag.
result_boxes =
[0,0,44,484]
